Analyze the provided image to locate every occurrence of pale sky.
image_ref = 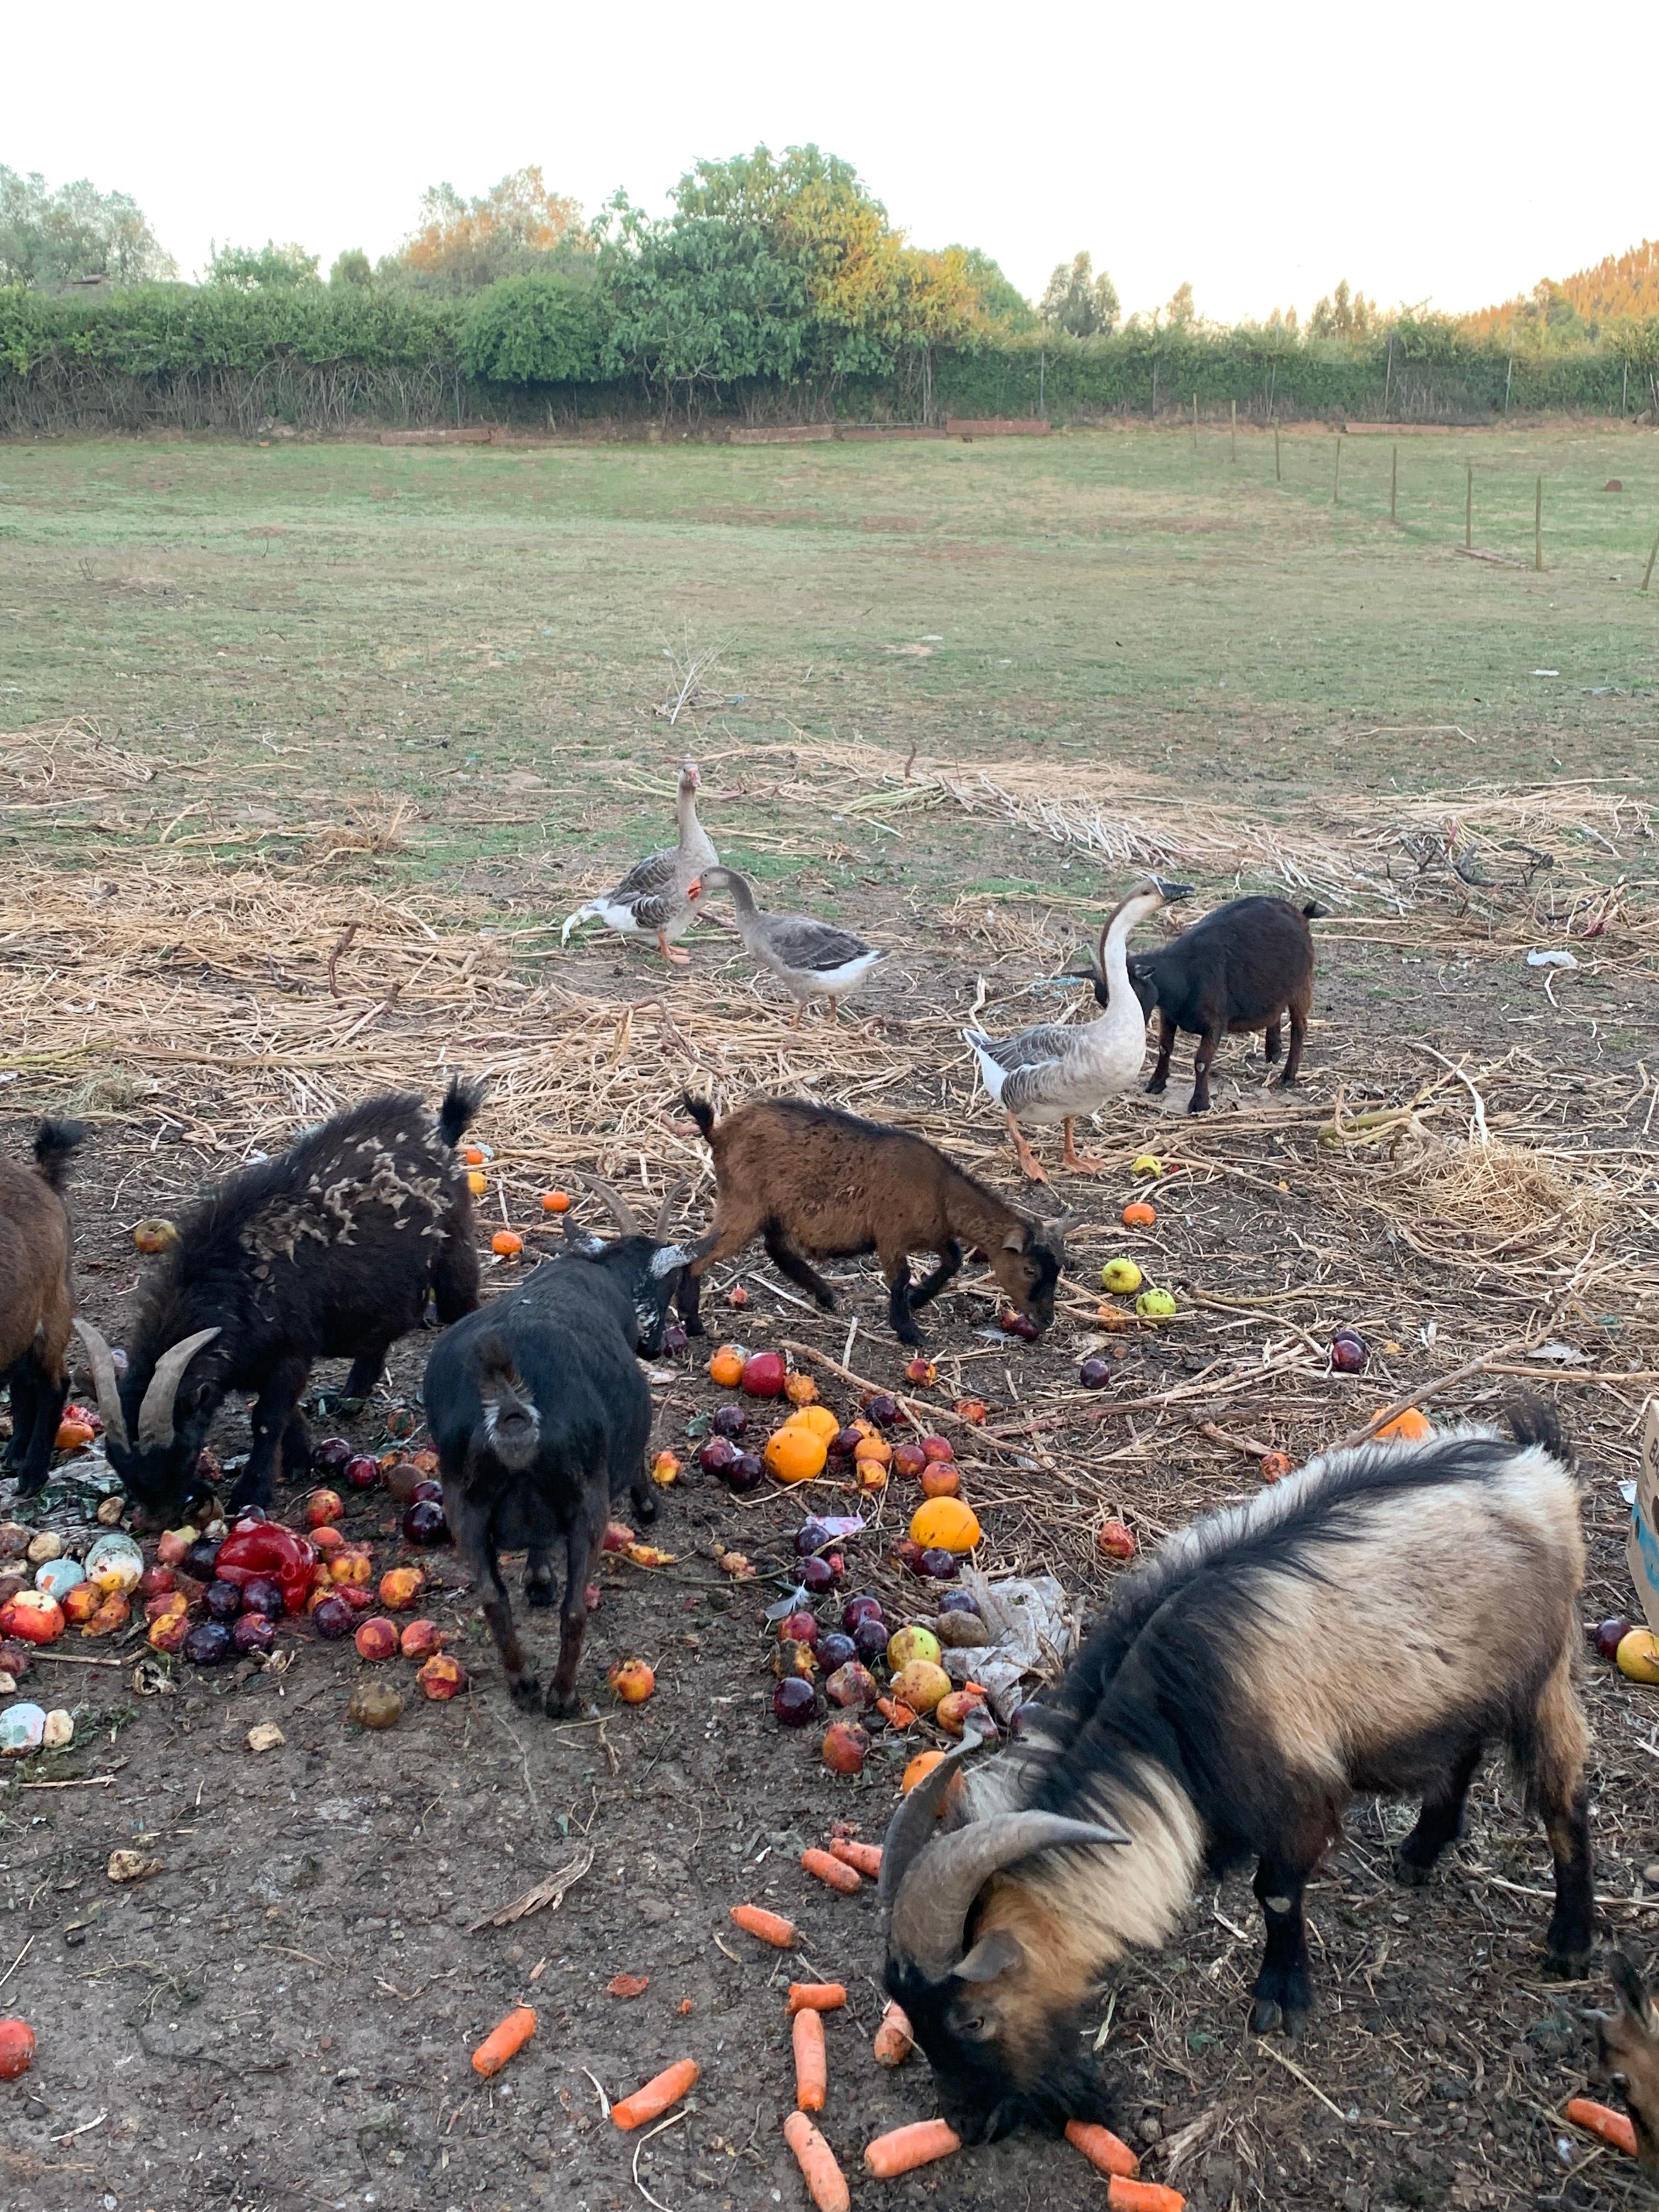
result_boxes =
[9,0,1655,323]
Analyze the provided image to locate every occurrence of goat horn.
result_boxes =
[653,1177,688,1243]
[878,1739,982,1910]
[888,1813,1132,1984]
[577,1175,641,1237]
[71,1318,131,1454]
[136,1327,221,1451]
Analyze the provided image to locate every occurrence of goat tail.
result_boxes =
[476,1335,540,1471]
[438,1076,487,1150]
[1505,1393,1572,1467]
[1301,900,1330,921]
[32,1118,87,1192]
[681,1093,716,1143]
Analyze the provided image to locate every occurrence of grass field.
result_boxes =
[2,428,1657,2212]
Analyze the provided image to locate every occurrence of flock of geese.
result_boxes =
[559,759,1184,1182]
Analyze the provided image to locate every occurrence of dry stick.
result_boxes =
[1274,422,1281,481]
[1641,526,1659,594]
[1329,1344,1526,1454]
[1333,435,1342,506]
[1230,399,1237,461]
[1390,443,1397,522]
[781,1340,978,1440]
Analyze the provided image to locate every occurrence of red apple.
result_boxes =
[821,1720,870,1775]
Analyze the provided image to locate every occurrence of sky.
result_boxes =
[8,0,1656,321]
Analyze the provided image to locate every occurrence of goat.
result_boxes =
[422,1177,693,1716]
[880,1404,1592,2142]
[1,1120,86,1495]
[676,1095,1072,1347]
[1079,894,1322,1113]
[72,1081,482,1521]
[1598,1952,1659,2179]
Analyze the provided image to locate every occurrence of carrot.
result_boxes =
[1065,2118,1140,2179]
[876,1695,917,1728]
[1565,2097,1639,2155]
[1107,2179,1186,2212]
[793,2005,828,2112]
[788,1982,847,2014]
[830,1837,883,1878]
[611,2056,700,2131]
[783,2110,851,2212]
[873,1999,914,2066]
[862,2119,961,2177]
[729,1903,797,1948]
[470,2004,536,2077]
[801,1847,861,1894]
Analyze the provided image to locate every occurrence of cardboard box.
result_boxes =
[1626,1398,1659,1632]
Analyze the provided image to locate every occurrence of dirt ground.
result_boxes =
[2,428,1657,2212]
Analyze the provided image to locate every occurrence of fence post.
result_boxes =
[1333,434,1342,505]
[1504,354,1514,413]
[1466,461,1473,550]
[1274,423,1281,482]
[1039,349,1045,419]
[1534,476,1543,573]
[1390,442,1398,522]
[1192,392,1198,450]
[1623,360,1629,416]
[1641,526,1658,594]
[1231,399,1237,460]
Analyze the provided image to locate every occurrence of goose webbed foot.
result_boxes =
[1006,1112,1049,1183]
[1061,1118,1108,1175]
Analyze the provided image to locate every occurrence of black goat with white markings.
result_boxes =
[422,1180,692,1716]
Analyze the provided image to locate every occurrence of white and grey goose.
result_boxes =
[962,874,1190,1181]
[686,865,883,1025]
[560,760,717,966]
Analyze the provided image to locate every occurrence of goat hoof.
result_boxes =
[815,1291,838,1312]
[508,1675,543,1711]
[1249,1996,1283,2035]
[632,1487,659,1524]
[524,1581,555,1610]
[1144,1078,1167,1096]
[1543,1944,1594,1979]
[544,1685,584,1720]
[1186,1097,1210,1115]
[1278,1073,1300,1089]
[1392,1849,1434,1888]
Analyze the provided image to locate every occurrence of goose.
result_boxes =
[560,760,717,965]
[962,874,1190,1181]
[686,865,883,1025]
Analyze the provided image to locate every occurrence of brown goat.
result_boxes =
[678,1095,1071,1345]
[1,1120,86,1494]
[1598,1953,1659,2178]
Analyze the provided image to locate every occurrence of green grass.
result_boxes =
[2,425,1654,896]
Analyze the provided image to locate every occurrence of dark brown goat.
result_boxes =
[678,1096,1071,1345]
[1598,1952,1659,2179]
[1083,894,1323,1113]
[1,1120,86,1494]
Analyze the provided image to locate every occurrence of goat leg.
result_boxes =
[342,1340,393,1402]
[547,1499,610,1718]
[1187,1024,1222,1114]
[762,1224,837,1310]
[1280,992,1310,1087]
[1249,1857,1314,2037]
[280,1408,313,1480]
[1005,1112,1049,1184]
[884,1265,923,1347]
[1060,1118,1107,1174]
[1395,1740,1483,1885]
[230,1355,312,1510]
[9,1357,65,1497]
[448,1486,540,1709]
[1145,1012,1176,1096]
[1262,1016,1283,1065]
[907,1239,962,1313]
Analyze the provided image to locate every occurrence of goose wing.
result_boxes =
[761,915,877,976]
[607,845,678,905]
[963,1020,1080,1079]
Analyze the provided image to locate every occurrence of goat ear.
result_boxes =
[647,1244,691,1279]
[953,1928,1025,1985]
[1001,1228,1026,1253]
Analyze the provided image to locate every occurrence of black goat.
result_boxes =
[422,1178,692,1716]
[678,1095,1071,1346]
[1,1120,86,1495]
[72,1081,482,1519]
[1080,894,1322,1113]
[881,1405,1590,2142]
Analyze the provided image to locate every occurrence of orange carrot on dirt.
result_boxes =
[875,1695,917,1729]
[788,1983,847,2014]
[1565,2097,1639,2155]
[729,1903,798,1948]
[830,1837,883,1878]
[873,1999,914,2066]
[1106,2179,1186,2212]
[862,2119,962,2177]
[611,2057,701,2131]
[471,2005,537,2076]
[793,2005,828,2112]
[783,2110,851,2212]
[801,1847,861,1894]
[1065,2119,1140,2179]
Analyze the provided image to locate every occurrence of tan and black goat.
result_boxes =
[881,1405,1594,2142]
[1,1120,86,1493]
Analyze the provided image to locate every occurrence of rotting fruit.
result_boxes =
[1097,1519,1137,1561]
[773,1677,816,1728]
[1594,1617,1634,1662]
[821,1720,870,1775]
[608,1658,656,1704]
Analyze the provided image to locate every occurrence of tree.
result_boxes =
[951,247,1036,333]
[1308,278,1375,340]
[393,167,588,291]
[330,249,373,288]
[460,273,604,382]
[597,145,980,407]
[207,241,320,289]
[1164,280,1196,329]
[0,166,175,289]
[1039,251,1119,337]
